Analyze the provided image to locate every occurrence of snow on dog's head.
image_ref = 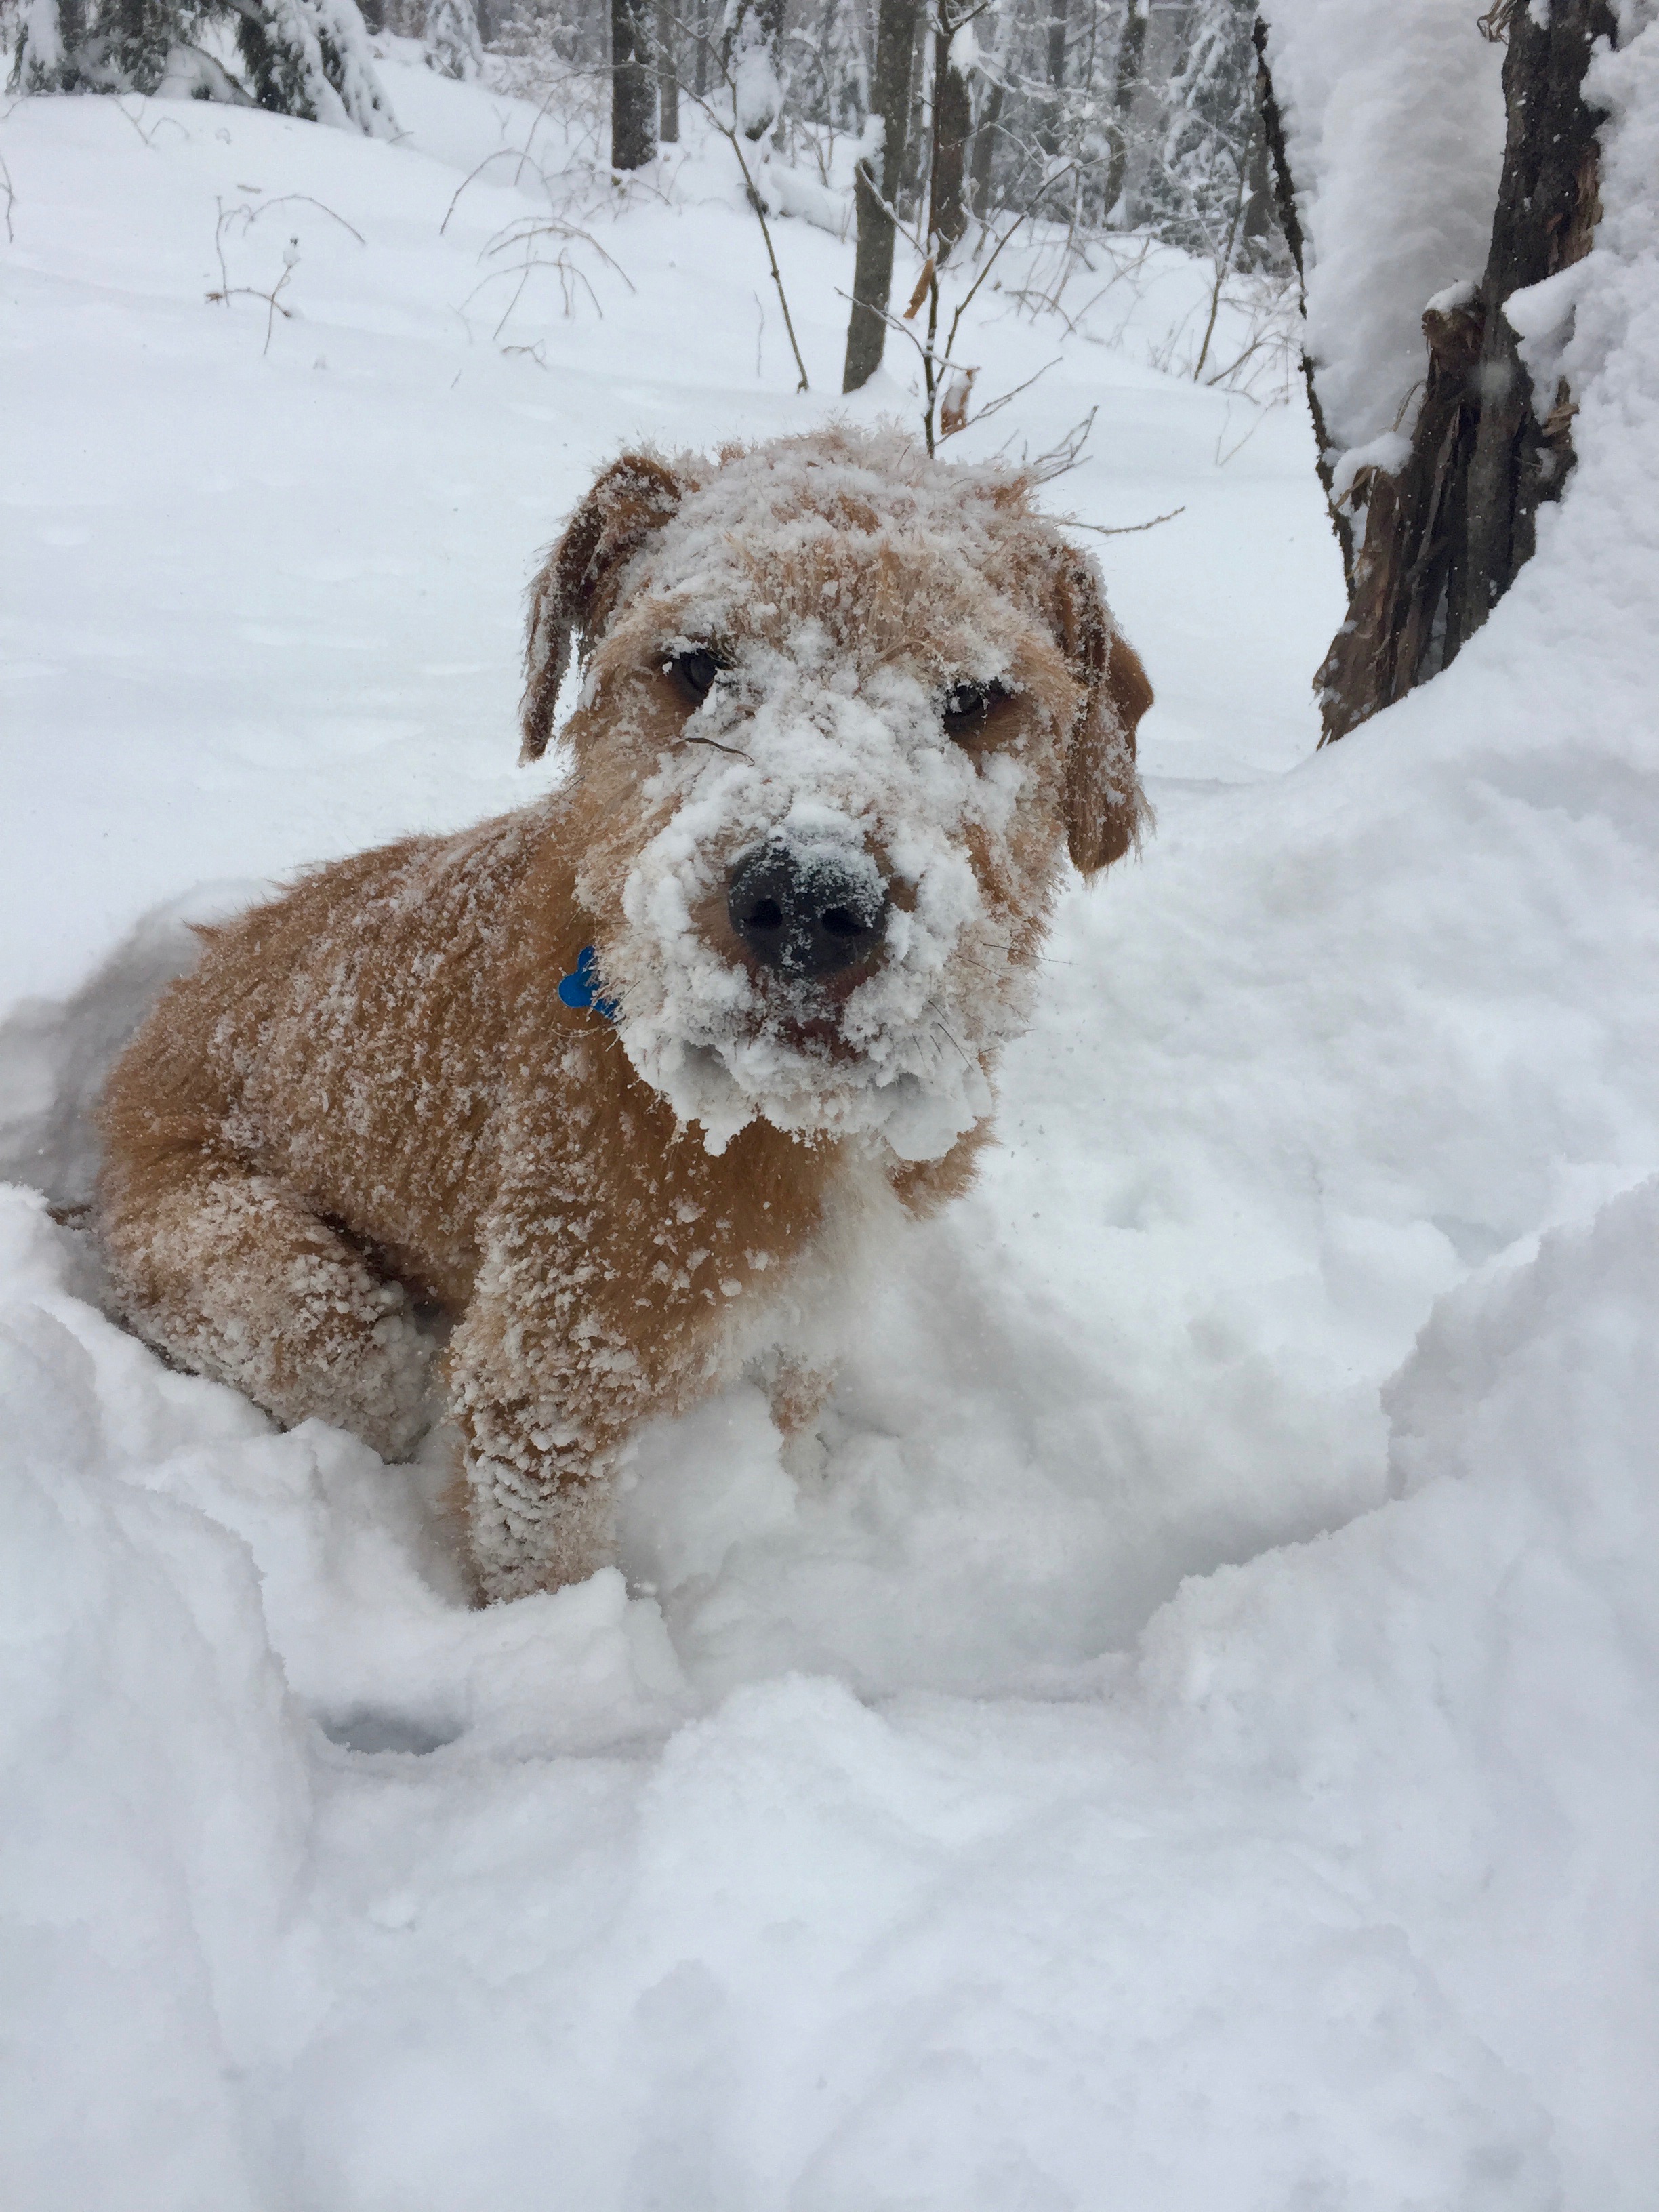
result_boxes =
[520,426,1151,1159]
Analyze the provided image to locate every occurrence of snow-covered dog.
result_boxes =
[96,428,1151,1601]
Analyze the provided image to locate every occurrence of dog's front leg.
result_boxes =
[445,1146,740,1602]
[445,1221,661,1601]
[445,1042,838,1599]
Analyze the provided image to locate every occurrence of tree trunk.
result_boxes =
[1311,298,1486,740]
[1041,0,1068,154]
[969,74,1006,222]
[1238,102,1272,268]
[1103,0,1147,220]
[656,0,679,142]
[611,0,657,172]
[1046,0,1068,87]
[1313,0,1615,745]
[1252,12,1351,578]
[1452,0,1610,647]
[900,4,930,216]
[842,0,922,391]
[930,1,973,260]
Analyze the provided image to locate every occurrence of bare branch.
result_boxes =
[1065,506,1187,537]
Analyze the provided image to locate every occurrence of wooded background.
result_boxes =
[7,0,1621,740]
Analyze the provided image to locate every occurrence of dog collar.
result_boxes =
[557,945,619,1023]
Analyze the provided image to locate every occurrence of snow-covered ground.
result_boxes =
[3,35,1658,2208]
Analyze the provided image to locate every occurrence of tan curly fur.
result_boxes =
[96,427,1151,1603]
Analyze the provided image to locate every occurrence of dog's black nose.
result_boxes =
[726,842,888,983]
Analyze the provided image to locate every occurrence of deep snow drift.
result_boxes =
[3,27,1658,2209]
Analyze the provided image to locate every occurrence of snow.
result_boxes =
[1259,0,1507,463]
[3,30,1659,2207]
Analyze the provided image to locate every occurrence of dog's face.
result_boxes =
[522,430,1151,1158]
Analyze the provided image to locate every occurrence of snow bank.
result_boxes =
[3,23,1659,2204]
[0,1192,308,2212]
[3,1168,1656,2205]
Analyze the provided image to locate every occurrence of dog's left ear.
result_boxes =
[1044,540,1153,876]
[521,451,689,761]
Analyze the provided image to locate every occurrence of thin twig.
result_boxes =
[483,212,632,287]
[964,356,1059,426]
[1066,506,1185,537]
[1193,162,1248,383]
[1025,406,1097,482]
[246,193,365,245]
[441,147,537,237]
[116,98,188,149]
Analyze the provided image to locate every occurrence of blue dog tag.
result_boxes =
[557,945,619,1022]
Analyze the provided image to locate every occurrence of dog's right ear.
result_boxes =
[520,452,688,761]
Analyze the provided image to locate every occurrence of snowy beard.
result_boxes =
[586,645,1039,1160]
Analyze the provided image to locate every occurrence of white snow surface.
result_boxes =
[1259,0,1507,460]
[3,37,1659,2208]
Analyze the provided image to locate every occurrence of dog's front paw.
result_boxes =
[463,1452,618,1603]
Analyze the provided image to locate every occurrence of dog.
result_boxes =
[96,426,1152,1602]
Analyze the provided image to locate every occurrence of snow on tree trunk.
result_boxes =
[842,0,920,391]
[1267,0,1618,744]
[1258,0,1504,465]
[424,0,482,81]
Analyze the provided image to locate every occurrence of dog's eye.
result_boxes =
[667,647,724,705]
[941,678,1010,743]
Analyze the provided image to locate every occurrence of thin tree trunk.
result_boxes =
[930,1,972,260]
[842,0,922,390]
[1238,102,1271,268]
[1312,0,1615,745]
[969,73,1006,222]
[1042,0,1068,154]
[900,3,930,216]
[656,0,679,142]
[611,0,657,170]
[1046,0,1068,87]
[1103,0,1147,221]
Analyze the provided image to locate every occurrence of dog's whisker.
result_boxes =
[924,1003,974,1067]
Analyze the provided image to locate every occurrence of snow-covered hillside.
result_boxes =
[2,34,1658,2208]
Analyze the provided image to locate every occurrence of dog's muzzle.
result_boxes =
[726,840,888,983]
